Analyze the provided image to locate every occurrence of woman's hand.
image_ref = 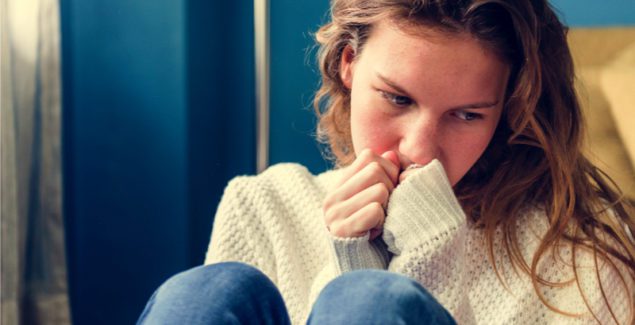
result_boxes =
[397,163,425,183]
[323,149,400,240]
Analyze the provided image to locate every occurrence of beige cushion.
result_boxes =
[569,28,635,200]
[601,43,635,170]
[576,68,635,199]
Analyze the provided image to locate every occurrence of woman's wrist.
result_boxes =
[328,231,389,272]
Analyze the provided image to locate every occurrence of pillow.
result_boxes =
[599,42,635,199]
[570,28,635,200]
[601,43,635,170]
[576,66,635,200]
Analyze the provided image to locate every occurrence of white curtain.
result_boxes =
[1,0,71,323]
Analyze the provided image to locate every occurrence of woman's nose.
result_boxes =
[397,119,440,169]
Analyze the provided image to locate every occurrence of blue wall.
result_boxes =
[61,0,253,324]
[550,0,635,27]
[269,0,331,173]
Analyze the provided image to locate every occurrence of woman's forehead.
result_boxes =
[358,20,510,108]
[362,21,504,75]
[363,19,509,65]
[360,21,475,63]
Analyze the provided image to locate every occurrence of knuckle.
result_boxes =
[368,182,382,197]
[376,184,389,200]
[323,203,343,224]
[331,224,348,238]
[369,202,384,215]
[358,149,374,164]
[367,161,383,176]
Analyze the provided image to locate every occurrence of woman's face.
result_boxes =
[340,20,510,186]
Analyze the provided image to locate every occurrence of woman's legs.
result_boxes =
[136,262,291,325]
[308,269,456,325]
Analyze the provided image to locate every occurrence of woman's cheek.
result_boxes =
[449,133,495,185]
[351,106,394,154]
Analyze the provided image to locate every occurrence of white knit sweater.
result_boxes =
[204,161,633,324]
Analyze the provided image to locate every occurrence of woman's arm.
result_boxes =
[381,160,473,321]
[204,177,277,282]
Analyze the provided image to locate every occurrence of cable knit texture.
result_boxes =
[205,161,634,324]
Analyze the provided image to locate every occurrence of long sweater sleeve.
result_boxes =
[380,159,474,322]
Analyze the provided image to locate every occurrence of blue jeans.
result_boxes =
[137,262,456,325]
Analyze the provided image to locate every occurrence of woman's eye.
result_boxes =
[380,91,412,107]
[454,111,483,121]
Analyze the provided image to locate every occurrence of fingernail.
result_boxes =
[405,163,424,171]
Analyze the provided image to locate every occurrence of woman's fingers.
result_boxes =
[323,148,401,239]
[329,202,384,238]
[324,161,394,212]
[381,150,401,174]
[398,163,426,183]
[324,182,389,226]
[334,149,399,188]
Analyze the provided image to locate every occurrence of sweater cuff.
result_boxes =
[383,159,466,254]
[328,231,390,273]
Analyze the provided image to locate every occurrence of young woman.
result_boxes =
[137,0,635,324]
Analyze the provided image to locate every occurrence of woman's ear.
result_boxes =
[339,45,355,89]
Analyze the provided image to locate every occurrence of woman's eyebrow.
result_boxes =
[376,72,411,95]
[375,71,500,109]
[451,101,500,110]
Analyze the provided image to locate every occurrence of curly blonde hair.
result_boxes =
[313,0,635,322]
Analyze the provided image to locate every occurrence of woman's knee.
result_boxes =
[311,270,455,325]
[138,262,289,324]
[156,262,274,303]
[322,269,430,302]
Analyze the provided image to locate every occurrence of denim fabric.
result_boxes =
[137,262,291,325]
[307,269,456,325]
[137,262,456,325]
